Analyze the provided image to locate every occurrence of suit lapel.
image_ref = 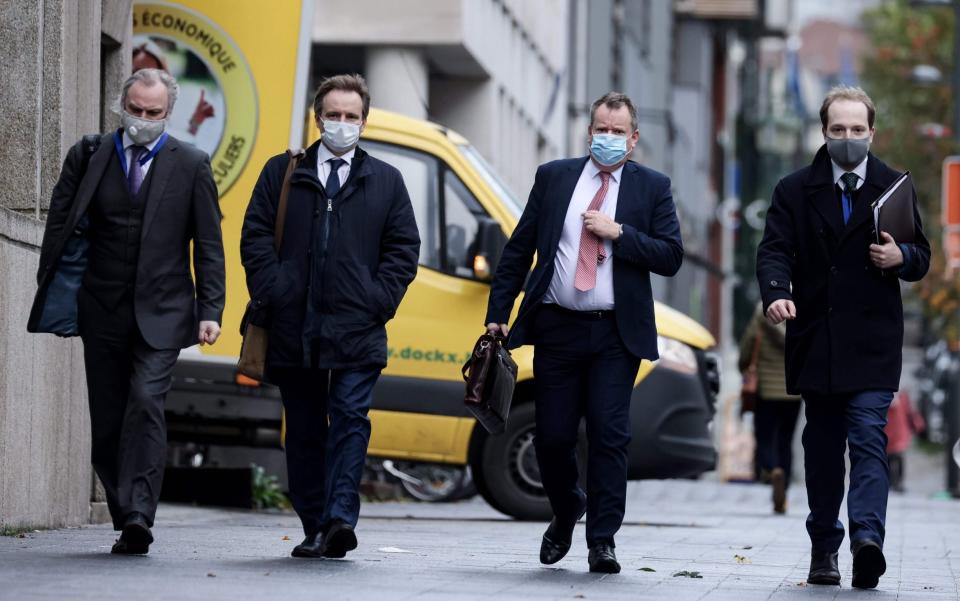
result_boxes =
[545,157,590,259]
[67,138,113,228]
[140,136,179,242]
[613,162,641,224]
[804,146,844,239]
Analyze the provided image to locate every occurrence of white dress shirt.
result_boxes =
[122,131,164,176]
[544,159,623,311]
[317,142,355,189]
[831,155,867,191]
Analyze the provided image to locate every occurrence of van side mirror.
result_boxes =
[472,218,507,282]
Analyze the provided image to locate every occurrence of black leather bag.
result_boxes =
[29,134,101,337]
[462,333,518,434]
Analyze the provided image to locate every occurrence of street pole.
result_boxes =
[949,0,960,498]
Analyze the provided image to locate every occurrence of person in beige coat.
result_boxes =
[739,302,802,513]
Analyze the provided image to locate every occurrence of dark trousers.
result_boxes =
[531,305,641,547]
[274,366,381,536]
[754,397,802,486]
[78,288,179,530]
[802,390,893,553]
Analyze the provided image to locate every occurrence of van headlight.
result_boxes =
[656,335,698,374]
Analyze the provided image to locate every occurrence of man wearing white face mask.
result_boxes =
[757,85,930,589]
[241,74,419,560]
[29,68,225,554]
[485,92,683,573]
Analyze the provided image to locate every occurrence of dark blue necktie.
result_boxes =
[325,158,345,198]
[840,172,859,224]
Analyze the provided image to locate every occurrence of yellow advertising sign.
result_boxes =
[132,0,312,357]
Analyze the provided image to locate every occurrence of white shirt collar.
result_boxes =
[317,141,356,167]
[122,130,162,152]
[831,156,868,189]
[586,157,625,184]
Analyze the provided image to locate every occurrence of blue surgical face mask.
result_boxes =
[590,133,629,167]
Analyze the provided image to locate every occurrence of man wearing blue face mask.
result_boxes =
[241,74,420,560]
[757,86,930,590]
[486,92,683,573]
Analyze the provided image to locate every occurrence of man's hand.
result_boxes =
[766,299,796,325]
[583,211,621,240]
[869,231,904,269]
[486,322,510,337]
[198,321,221,345]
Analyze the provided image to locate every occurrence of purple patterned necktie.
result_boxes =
[127,145,147,196]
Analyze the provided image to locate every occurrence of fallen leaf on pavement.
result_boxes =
[638,567,656,572]
[281,535,290,541]
[207,573,216,578]
[734,554,751,564]
[673,571,703,578]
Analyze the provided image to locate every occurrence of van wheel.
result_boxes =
[472,402,586,521]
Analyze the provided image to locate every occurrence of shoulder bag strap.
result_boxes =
[274,148,306,252]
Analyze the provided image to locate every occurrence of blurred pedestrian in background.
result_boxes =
[738,302,801,514]
[885,390,925,493]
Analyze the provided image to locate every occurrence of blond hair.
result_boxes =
[819,85,876,129]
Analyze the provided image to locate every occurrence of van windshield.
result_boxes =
[457,144,523,218]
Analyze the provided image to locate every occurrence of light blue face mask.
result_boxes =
[590,133,629,167]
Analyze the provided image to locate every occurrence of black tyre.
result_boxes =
[471,402,585,521]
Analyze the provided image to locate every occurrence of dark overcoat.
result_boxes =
[756,145,930,395]
[240,141,420,370]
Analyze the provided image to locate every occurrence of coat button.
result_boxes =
[830,266,838,275]
[770,280,778,286]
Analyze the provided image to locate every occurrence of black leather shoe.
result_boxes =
[588,544,620,574]
[807,550,840,585]
[322,521,358,558]
[852,539,886,589]
[111,512,153,555]
[291,532,324,558]
[539,505,587,565]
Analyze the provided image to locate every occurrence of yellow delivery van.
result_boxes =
[166,108,720,520]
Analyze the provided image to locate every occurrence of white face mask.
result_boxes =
[321,119,361,153]
[121,110,166,145]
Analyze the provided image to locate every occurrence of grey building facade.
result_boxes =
[0,0,133,529]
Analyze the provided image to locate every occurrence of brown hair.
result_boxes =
[313,74,371,120]
[819,85,876,129]
[590,92,638,132]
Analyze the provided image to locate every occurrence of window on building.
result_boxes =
[362,140,441,270]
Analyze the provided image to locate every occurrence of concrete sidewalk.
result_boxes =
[1,480,958,600]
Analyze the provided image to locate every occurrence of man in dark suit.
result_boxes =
[29,68,225,554]
[241,74,419,560]
[486,92,683,573]
[757,85,930,589]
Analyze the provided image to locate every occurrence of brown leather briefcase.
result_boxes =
[462,332,518,434]
[236,148,304,381]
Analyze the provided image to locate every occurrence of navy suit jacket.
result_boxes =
[485,157,683,361]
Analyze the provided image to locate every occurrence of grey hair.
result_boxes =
[114,68,179,115]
